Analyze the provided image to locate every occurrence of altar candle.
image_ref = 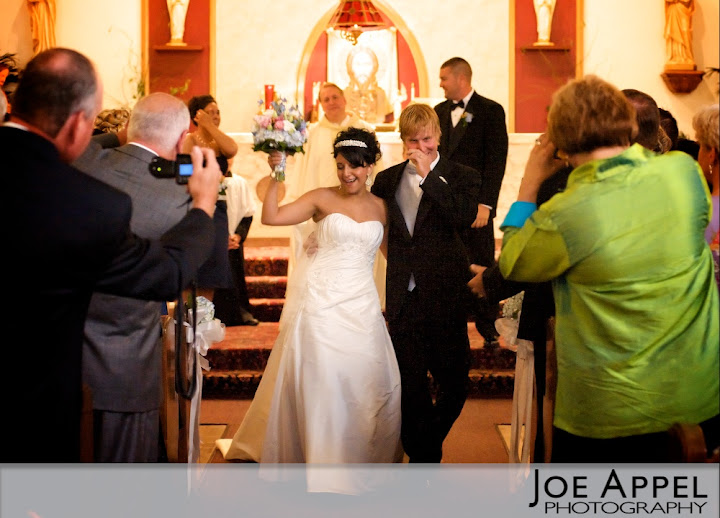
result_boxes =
[264,85,274,109]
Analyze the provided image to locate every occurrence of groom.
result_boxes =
[372,103,481,462]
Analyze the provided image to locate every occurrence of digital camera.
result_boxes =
[149,154,193,184]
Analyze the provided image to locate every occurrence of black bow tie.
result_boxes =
[451,100,465,111]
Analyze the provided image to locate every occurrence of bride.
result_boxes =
[216,127,402,494]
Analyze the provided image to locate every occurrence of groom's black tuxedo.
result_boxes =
[372,156,481,462]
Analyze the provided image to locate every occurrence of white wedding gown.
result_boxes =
[217,212,402,494]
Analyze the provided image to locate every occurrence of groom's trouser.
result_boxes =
[389,288,471,463]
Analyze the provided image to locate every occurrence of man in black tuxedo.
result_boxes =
[435,57,509,345]
[3,48,222,462]
[372,103,481,462]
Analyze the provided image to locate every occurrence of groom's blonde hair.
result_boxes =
[399,103,442,141]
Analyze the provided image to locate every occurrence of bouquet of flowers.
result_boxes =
[252,96,308,182]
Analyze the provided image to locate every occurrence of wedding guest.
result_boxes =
[435,57,509,346]
[72,92,227,462]
[218,127,400,494]
[659,107,680,149]
[183,94,238,172]
[622,89,664,152]
[0,89,6,121]
[3,48,221,463]
[372,103,482,463]
[1,53,20,115]
[213,171,260,326]
[499,75,719,462]
[183,94,236,301]
[692,103,719,288]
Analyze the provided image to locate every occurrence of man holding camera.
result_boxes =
[4,48,221,463]
[72,92,220,462]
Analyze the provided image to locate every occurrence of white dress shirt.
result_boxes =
[395,153,440,291]
[451,90,475,128]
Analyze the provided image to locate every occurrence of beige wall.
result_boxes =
[0,0,720,136]
[2,0,718,238]
[0,0,141,109]
[2,0,718,134]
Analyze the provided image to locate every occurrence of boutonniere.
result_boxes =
[460,112,474,128]
[218,177,228,198]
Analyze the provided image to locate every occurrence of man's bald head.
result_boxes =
[127,92,190,157]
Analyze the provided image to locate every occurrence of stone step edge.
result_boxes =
[248,298,285,305]
[246,275,288,283]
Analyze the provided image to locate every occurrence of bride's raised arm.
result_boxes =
[262,151,319,226]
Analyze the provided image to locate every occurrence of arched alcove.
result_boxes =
[294,1,428,125]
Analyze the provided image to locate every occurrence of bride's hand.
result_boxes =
[267,151,284,171]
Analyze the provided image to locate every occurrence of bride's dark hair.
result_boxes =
[333,127,382,167]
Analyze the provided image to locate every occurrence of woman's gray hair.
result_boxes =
[692,104,719,152]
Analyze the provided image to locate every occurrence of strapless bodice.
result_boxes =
[306,213,383,297]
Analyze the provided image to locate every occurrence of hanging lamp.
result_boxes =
[327,0,387,45]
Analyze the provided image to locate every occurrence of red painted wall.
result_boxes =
[514,0,577,132]
[148,0,210,103]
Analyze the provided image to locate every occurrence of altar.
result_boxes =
[228,131,540,241]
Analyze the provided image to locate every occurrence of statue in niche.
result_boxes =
[27,0,57,54]
[343,46,392,124]
[664,0,695,68]
[167,0,190,45]
[533,0,557,46]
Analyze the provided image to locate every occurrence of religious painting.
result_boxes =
[327,28,399,126]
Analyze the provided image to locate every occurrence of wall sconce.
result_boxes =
[327,0,386,45]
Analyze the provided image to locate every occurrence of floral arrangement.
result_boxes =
[185,295,225,356]
[252,96,308,182]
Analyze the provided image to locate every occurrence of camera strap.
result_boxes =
[174,281,198,400]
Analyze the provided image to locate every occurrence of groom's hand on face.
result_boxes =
[407,149,430,178]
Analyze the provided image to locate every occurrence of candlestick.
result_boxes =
[264,85,275,109]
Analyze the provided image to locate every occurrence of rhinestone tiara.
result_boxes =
[334,139,368,148]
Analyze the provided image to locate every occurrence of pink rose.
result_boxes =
[274,119,285,130]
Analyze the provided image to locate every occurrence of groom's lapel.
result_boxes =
[414,158,450,232]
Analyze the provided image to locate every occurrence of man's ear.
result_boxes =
[54,111,91,163]
[176,129,189,156]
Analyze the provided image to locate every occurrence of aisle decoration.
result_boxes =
[251,95,308,182]
[495,291,535,485]
[165,295,225,467]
